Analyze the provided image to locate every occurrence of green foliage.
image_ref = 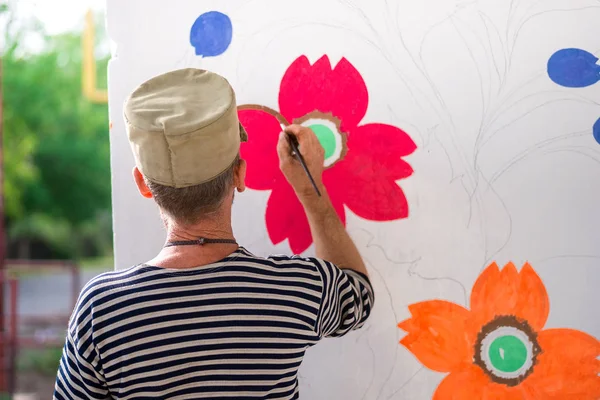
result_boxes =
[9,213,75,257]
[18,347,64,377]
[3,106,37,218]
[3,4,112,259]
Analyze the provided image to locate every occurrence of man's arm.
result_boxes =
[301,192,369,277]
[54,290,109,400]
[276,125,369,278]
[54,331,110,400]
[277,125,374,338]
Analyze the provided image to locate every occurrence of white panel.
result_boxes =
[107,0,600,398]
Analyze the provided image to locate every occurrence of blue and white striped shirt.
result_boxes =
[54,247,374,399]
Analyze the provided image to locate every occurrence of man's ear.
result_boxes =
[132,167,153,198]
[234,159,247,193]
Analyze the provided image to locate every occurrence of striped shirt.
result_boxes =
[54,247,374,399]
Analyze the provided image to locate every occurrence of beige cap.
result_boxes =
[124,68,247,188]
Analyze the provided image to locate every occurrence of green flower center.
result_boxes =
[300,114,345,167]
[488,335,528,373]
[310,123,337,160]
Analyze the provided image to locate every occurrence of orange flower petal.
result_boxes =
[433,364,522,399]
[470,262,549,331]
[398,300,474,373]
[522,328,600,399]
[514,263,550,331]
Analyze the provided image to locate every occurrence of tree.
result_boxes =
[2,3,112,259]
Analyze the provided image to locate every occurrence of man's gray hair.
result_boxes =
[146,155,240,225]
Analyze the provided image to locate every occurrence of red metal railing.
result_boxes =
[6,260,80,311]
[0,277,18,396]
[1,260,80,396]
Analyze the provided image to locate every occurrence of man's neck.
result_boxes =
[166,220,235,242]
[147,215,239,270]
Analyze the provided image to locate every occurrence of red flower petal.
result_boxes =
[265,181,313,254]
[278,56,368,132]
[350,123,417,160]
[238,107,284,190]
[341,123,416,182]
[324,177,347,226]
[398,300,474,373]
[521,329,600,399]
[325,160,411,221]
[320,123,415,221]
[346,178,409,221]
[265,179,347,253]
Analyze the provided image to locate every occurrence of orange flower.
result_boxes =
[398,262,600,399]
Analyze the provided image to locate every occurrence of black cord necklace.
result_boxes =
[164,237,238,248]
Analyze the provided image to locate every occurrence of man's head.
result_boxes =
[124,68,247,225]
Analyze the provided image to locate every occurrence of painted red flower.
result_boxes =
[398,262,600,399]
[238,55,417,253]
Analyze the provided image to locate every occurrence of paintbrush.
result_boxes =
[284,128,322,197]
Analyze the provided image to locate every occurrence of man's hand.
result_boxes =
[277,125,369,277]
[277,124,325,200]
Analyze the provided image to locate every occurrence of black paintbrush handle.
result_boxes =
[287,134,322,197]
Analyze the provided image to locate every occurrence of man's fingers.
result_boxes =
[284,124,314,144]
[284,124,305,137]
[277,131,292,163]
[285,124,320,150]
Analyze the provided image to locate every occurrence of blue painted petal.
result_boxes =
[190,11,233,57]
[547,48,600,88]
[593,117,600,145]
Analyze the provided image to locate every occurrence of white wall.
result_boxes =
[107,1,600,398]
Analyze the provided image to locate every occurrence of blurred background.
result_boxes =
[1,0,111,397]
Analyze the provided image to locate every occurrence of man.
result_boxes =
[54,68,374,399]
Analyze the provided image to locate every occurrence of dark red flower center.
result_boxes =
[473,315,541,387]
[294,111,347,168]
